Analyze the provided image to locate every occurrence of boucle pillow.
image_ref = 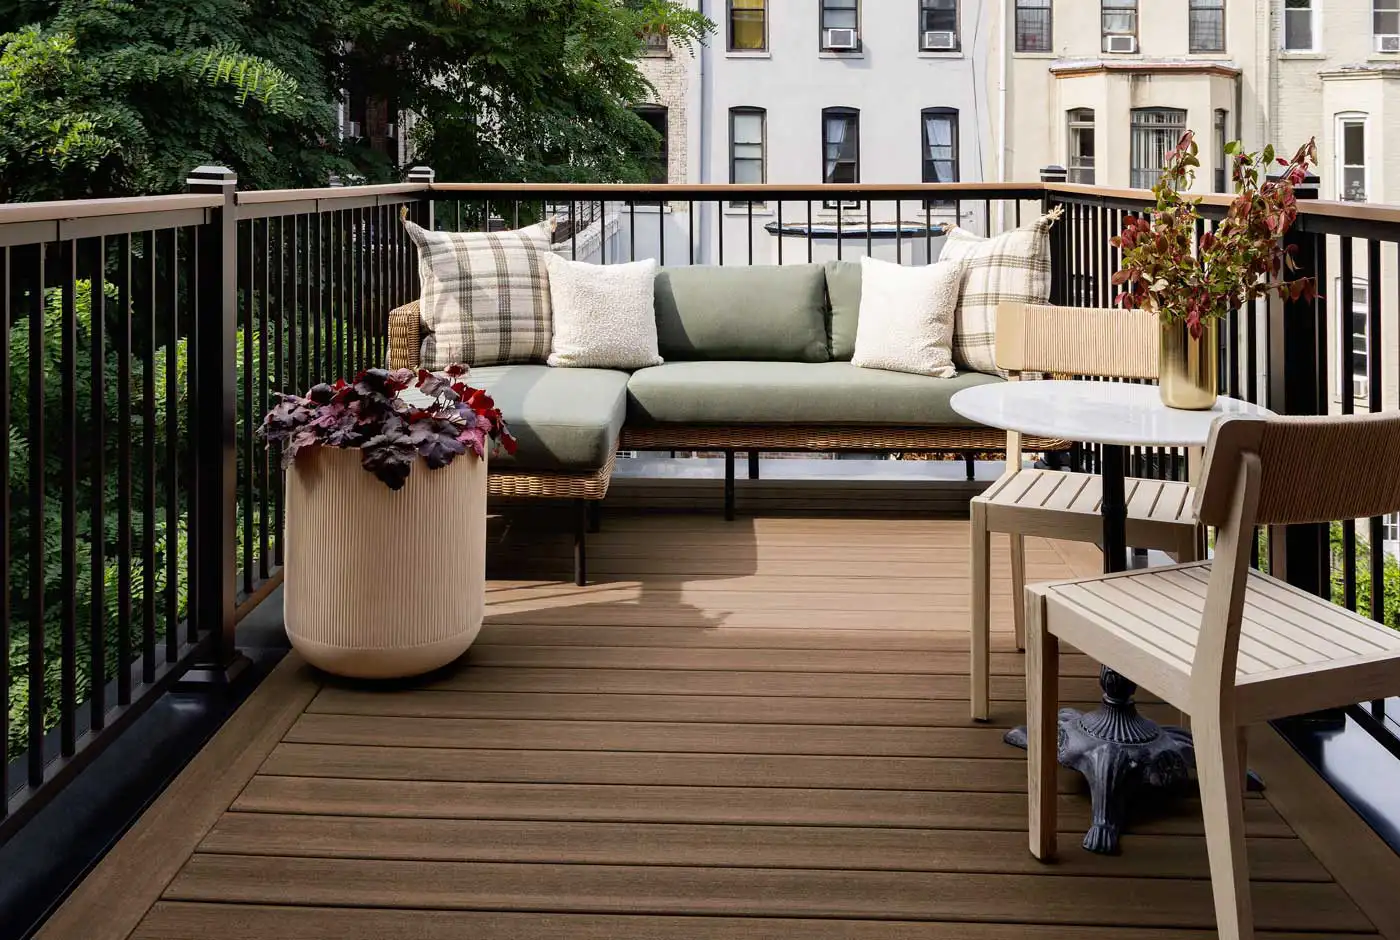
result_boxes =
[404,219,553,369]
[544,255,663,369]
[939,209,1059,374]
[850,256,962,378]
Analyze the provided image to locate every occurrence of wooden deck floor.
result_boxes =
[38,508,1400,940]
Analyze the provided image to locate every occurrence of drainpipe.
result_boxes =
[996,0,1009,229]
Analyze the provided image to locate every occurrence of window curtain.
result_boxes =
[824,116,857,183]
[923,115,956,183]
[731,0,765,49]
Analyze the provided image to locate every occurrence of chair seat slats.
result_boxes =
[976,469,1197,527]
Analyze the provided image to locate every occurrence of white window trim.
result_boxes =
[1282,0,1321,52]
[1335,111,1370,203]
[1376,0,1400,41]
[1334,276,1370,401]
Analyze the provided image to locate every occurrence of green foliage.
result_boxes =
[1,0,715,200]
[1331,522,1400,629]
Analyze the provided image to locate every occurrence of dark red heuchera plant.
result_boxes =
[258,365,516,491]
[1112,131,1319,339]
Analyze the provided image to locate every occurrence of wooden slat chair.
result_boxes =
[970,303,1202,720]
[1026,412,1400,940]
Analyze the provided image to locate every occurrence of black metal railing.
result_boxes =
[3,169,1399,839]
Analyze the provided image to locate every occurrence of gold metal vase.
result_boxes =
[1158,318,1219,410]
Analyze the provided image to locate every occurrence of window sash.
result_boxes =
[1377,0,1400,35]
[730,0,766,50]
[922,113,958,184]
[1068,111,1095,184]
[822,0,859,31]
[1130,109,1187,190]
[823,112,860,185]
[1015,0,1052,51]
[921,0,958,34]
[1284,0,1314,50]
[1342,281,1370,396]
[1189,0,1225,52]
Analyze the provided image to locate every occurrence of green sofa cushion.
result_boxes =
[823,260,862,361]
[626,361,1002,426]
[467,365,629,472]
[654,264,830,363]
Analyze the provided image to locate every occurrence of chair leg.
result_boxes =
[573,498,588,587]
[587,500,602,534]
[724,451,736,521]
[1009,532,1027,652]
[748,451,760,480]
[1196,714,1254,940]
[1026,592,1058,861]
[970,502,992,722]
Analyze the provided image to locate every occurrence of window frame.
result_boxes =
[1067,108,1096,185]
[632,104,669,188]
[1337,112,1369,203]
[1213,109,1229,193]
[1335,277,1370,401]
[921,107,959,207]
[728,106,767,208]
[1129,107,1188,190]
[820,0,862,51]
[1101,0,1139,53]
[728,0,768,52]
[919,0,960,51]
[821,106,861,209]
[1282,0,1317,52]
[1189,0,1226,53]
[1014,0,1052,52]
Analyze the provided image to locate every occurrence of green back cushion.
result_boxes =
[823,260,862,361]
[654,265,830,362]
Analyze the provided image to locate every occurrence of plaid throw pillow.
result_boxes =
[940,209,1059,375]
[404,220,554,369]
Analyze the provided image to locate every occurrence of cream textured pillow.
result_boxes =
[850,256,962,378]
[544,255,663,369]
[939,209,1058,374]
[404,220,554,369]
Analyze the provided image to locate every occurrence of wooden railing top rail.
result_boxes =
[236,182,429,204]
[0,192,223,226]
[426,181,1047,198]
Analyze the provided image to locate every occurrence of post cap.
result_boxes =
[186,166,237,189]
[406,165,436,183]
[1039,165,1068,183]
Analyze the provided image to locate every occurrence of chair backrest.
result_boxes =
[1189,412,1400,701]
[994,302,1161,468]
[994,302,1159,380]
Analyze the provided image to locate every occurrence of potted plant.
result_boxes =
[259,366,514,678]
[1112,132,1318,409]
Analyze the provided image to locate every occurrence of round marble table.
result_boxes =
[951,380,1273,853]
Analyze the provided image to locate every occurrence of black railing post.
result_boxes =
[186,166,250,683]
[1266,175,1328,597]
[407,165,436,231]
[1040,166,1068,306]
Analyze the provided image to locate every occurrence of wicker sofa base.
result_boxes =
[620,425,1068,453]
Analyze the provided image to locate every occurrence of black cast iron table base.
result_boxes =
[1004,667,1194,854]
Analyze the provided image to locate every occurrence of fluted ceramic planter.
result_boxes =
[283,445,487,678]
[1158,318,1219,410]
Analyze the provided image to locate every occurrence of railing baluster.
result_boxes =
[1,246,9,815]
[89,235,108,691]
[27,240,48,786]
[1367,239,1385,630]
[165,229,181,662]
[142,232,158,683]
[1340,239,1356,610]
[59,239,78,757]
[273,218,286,568]
[240,221,254,596]
[116,235,132,704]
[258,218,271,581]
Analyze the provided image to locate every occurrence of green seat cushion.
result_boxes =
[654,264,830,363]
[468,365,629,472]
[626,361,1003,426]
[823,260,862,361]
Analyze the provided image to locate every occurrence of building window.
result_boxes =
[1130,108,1187,189]
[1015,0,1052,51]
[822,107,860,208]
[729,107,766,207]
[632,105,668,186]
[1377,0,1400,44]
[1283,0,1315,51]
[729,0,766,51]
[1337,279,1370,400]
[641,30,669,55]
[1102,0,1139,52]
[1339,115,1368,202]
[1189,0,1225,52]
[922,108,958,207]
[1214,109,1229,192]
[920,0,959,50]
[820,0,860,50]
[1067,109,1095,184]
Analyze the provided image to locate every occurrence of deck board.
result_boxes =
[37,507,1400,940]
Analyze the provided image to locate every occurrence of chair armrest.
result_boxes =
[387,301,423,371]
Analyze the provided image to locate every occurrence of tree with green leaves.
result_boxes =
[0,0,712,201]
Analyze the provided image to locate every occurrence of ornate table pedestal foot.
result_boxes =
[1004,668,1194,855]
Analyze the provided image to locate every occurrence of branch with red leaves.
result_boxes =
[1111,131,1319,339]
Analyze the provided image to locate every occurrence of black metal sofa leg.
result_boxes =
[724,451,736,521]
[587,501,602,534]
[748,451,760,480]
[574,498,588,586]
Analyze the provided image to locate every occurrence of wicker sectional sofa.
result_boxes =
[387,261,1058,585]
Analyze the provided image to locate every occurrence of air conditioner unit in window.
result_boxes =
[385,123,397,138]
[344,120,362,138]
[923,30,957,50]
[1377,34,1400,53]
[1354,376,1370,400]
[1105,34,1137,54]
[824,28,859,50]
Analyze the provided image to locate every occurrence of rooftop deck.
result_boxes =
[37,492,1400,940]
